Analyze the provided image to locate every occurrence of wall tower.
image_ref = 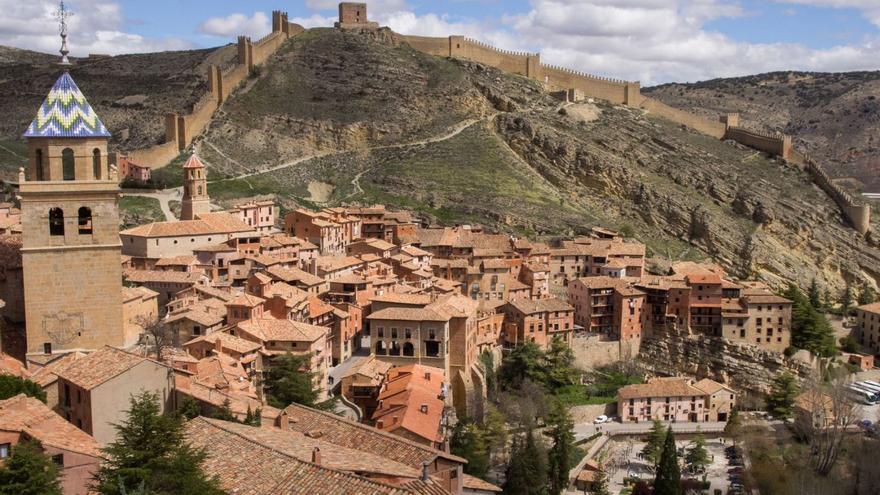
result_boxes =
[180,154,211,220]
[19,70,124,355]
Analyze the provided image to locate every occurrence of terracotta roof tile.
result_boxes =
[236,318,327,343]
[618,377,706,400]
[0,394,102,458]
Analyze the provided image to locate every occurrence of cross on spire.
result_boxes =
[55,1,74,67]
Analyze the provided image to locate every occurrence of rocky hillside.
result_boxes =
[645,72,880,191]
[0,44,237,179]
[2,30,879,292]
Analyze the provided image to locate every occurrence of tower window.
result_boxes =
[78,207,93,235]
[62,148,75,181]
[92,149,101,180]
[49,208,64,236]
[197,186,202,195]
[35,149,44,181]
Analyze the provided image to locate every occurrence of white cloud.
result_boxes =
[289,14,337,29]
[0,0,192,56]
[198,12,271,39]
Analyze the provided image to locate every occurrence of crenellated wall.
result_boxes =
[800,153,871,235]
[639,97,728,138]
[724,127,792,159]
[122,10,304,168]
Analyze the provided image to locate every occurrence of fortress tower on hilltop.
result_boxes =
[18,71,124,355]
[335,2,379,29]
[181,154,211,221]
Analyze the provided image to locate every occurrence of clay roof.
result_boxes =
[462,474,503,492]
[125,269,204,284]
[316,256,363,273]
[742,293,792,305]
[281,403,466,466]
[341,357,393,386]
[227,293,265,308]
[401,245,430,257]
[372,365,445,444]
[193,242,237,253]
[27,352,88,387]
[686,273,723,285]
[236,318,327,343]
[184,331,261,355]
[618,377,706,400]
[175,375,280,420]
[368,307,450,322]
[53,346,162,391]
[362,238,396,251]
[184,418,410,495]
[507,297,573,315]
[121,286,159,302]
[182,154,206,169]
[693,378,732,395]
[858,302,880,314]
[370,293,433,306]
[120,215,250,237]
[155,255,198,267]
[267,266,324,287]
[0,394,102,458]
[0,353,28,378]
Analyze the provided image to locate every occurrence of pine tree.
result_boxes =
[591,463,611,495]
[822,288,832,312]
[451,421,490,478]
[640,419,666,468]
[93,391,224,495]
[547,402,575,495]
[264,352,327,410]
[842,285,853,315]
[543,337,577,391]
[503,429,548,495]
[724,409,742,445]
[784,284,836,357]
[499,341,546,391]
[684,435,710,473]
[211,399,237,422]
[858,283,877,306]
[653,427,681,495]
[808,279,821,309]
[0,375,47,403]
[0,441,62,495]
[766,372,799,419]
[243,406,262,426]
[179,396,200,420]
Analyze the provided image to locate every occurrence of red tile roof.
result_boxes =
[0,394,102,458]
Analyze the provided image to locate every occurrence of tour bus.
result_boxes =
[848,384,880,404]
[848,386,877,405]
[856,381,880,395]
[861,380,880,390]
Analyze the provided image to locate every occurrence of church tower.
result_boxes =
[180,154,210,220]
[18,4,124,355]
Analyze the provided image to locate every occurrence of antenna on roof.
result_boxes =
[55,1,74,68]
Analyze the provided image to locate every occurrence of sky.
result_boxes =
[1,0,879,85]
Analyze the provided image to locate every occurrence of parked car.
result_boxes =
[593,415,609,424]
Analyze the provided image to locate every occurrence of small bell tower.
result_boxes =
[180,154,211,221]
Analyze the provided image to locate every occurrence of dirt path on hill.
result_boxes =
[124,190,180,222]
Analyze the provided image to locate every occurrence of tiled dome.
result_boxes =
[23,72,111,139]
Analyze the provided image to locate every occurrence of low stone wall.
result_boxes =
[571,335,631,370]
[569,403,617,423]
[638,331,813,398]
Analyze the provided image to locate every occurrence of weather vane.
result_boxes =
[55,1,74,67]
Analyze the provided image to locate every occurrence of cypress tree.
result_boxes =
[93,391,223,495]
[547,402,575,495]
[808,279,821,309]
[591,463,611,495]
[766,372,799,419]
[264,352,328,409]
[0,441,62,495]
[0,375,47,403]
[640,419,666,468]
[503,428,548,495]
[451,421,490,478]
[211,399,237,422]
[653,427,681,495]
[858,283,876,306]
[842,285,853,315]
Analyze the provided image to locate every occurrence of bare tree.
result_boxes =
[135,316,174,361]
[793,366,861,476]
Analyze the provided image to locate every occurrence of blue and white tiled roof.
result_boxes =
[23,72,111,139]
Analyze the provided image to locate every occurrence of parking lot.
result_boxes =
[599,435,742,494]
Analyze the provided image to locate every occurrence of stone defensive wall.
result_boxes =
[723,126,792,159]
[797,152,871,235]
[127,10,304,169]
[638,97,727,138]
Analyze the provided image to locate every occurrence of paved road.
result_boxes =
[124,189,180,222]
[574,420,727,440]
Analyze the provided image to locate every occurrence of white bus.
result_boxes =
[849,384,880,404]
[848,387,876,405]
[861,380,880,390]
[856,381,880,395]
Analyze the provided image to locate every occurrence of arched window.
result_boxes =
[49,208,64,236]
[389,342,401,356]
[92,149,101,180]
[35,149,44,181]
[78,207,93,235]
[62,148,75,181]
[375,341,386,355]
[197,186,202,196]
[403,342,414,357]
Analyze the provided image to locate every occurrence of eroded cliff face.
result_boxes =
[637,332,813,400]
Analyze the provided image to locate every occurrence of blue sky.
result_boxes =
[2,1,879,84]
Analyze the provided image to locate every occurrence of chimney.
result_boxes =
[421,461,430,482]
[311,447,321,465]
[214,335,223,354]
[424,371,431,381]
[278,412,289,430]
[376,419,384,428]
[420,403,428,414]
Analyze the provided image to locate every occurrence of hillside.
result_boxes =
[1,29,878,291]
[645,72,880,191]
[0,44,237,179]
[187,28,878,291]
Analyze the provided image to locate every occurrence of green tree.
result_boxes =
[784,284,836,357]
[264,353,331,410]
[724,409,742,445]
[858,284,877,306]
[450,421,490,478]
[503,428,548,495]
[684,435,710,473]
[481,404,508,458]
[479,351,497,401]
[179,396,200,420]
[499,341,547,391]
[591,463,611,495]
[93,391,223,495]
[0,441,62,495]
[842,285,853,315]
[640,419,667,468]
[243,406,262,426]
[546,402,575,495]
[822,288,833,312]
[0,375,47,403]
[808,278,821,309]
[211,399,237,422]
[544,337,578,391]
[766,372,799,419]
[653,427,681,495]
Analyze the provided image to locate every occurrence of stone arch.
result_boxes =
[49,208,64,236]
[403,342,414,357]
[78,207,93,235]
[62,148,75,180]
[375,340,386,355]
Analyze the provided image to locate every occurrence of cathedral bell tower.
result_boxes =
[180,154,211,221]
[18,2,124,355]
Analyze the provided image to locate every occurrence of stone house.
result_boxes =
[502,297,574,348]
[339,356,393,419]
[854,302,880,355]
[372,364,447,449]
[229,199,277,233]
[120,212,253,260]
[618,376,736,423]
